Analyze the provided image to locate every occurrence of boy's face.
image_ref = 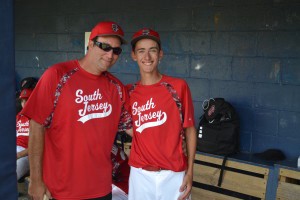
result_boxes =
[131,39,163,74]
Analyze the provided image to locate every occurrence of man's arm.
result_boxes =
[179,126,197,200]
[28,119,51,200]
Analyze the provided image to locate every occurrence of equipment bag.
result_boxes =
[197,98,239,186]
[197,98,239,155]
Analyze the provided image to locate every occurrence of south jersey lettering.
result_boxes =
[132,98,167,133]
[75,89,112,123]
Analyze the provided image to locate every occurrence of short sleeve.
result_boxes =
[21,67,58,126]
[181,81,195,128]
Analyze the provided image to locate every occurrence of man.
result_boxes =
[21,21,132,200]
[127,28,197,200]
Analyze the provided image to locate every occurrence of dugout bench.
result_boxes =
[192,152,271,200]
[192,152,300,200]
[275,163,300,200]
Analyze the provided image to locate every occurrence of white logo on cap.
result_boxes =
[142,29,150,35]
[112,24,119,32]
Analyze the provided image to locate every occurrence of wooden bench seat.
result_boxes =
[192,153,270,200]
[276,168,300,200]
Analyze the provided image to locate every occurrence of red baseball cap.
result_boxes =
[89,21,127,44]
[19,88,33,99]
[131,28,161,47]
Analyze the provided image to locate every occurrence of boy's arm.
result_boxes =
[179,126,197,200]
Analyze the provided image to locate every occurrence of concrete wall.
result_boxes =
[15,0,300,160]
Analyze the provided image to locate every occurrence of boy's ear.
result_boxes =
[131,51,137,61]
[159,49,164,60]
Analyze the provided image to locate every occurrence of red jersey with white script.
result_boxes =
[16,113,30,148]
[127,75,195,172]
[21,60,131,199]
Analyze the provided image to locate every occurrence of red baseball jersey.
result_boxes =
[21,60,131,199]
[16,113,30,148]
[127,75,195,172]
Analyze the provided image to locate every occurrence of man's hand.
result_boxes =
[28,180,52,200]
[178,173,192,200]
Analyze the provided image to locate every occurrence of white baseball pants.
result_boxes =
[128,166,190,200]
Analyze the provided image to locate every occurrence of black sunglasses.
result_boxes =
[94,41,122,55]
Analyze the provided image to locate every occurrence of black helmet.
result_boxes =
[20,77,38,90]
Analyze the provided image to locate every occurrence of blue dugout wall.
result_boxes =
[0,0,18,198]
[15,0,300,160]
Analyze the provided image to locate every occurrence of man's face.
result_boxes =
[131,39,163,74]
[88,36,122,74]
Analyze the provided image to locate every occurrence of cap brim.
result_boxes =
[131,35,161,46]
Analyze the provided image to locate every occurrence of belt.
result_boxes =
[142,166,166,171]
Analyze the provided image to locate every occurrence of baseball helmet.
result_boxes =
[20,77,38,90]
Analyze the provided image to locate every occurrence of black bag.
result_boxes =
[197,98,239,155]
[197,98,239,186]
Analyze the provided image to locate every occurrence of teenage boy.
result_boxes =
[127,28,197,200]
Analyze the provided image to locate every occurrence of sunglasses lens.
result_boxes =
[95,42,122,55]
[112,48,122,55]
[100,43,112,52]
